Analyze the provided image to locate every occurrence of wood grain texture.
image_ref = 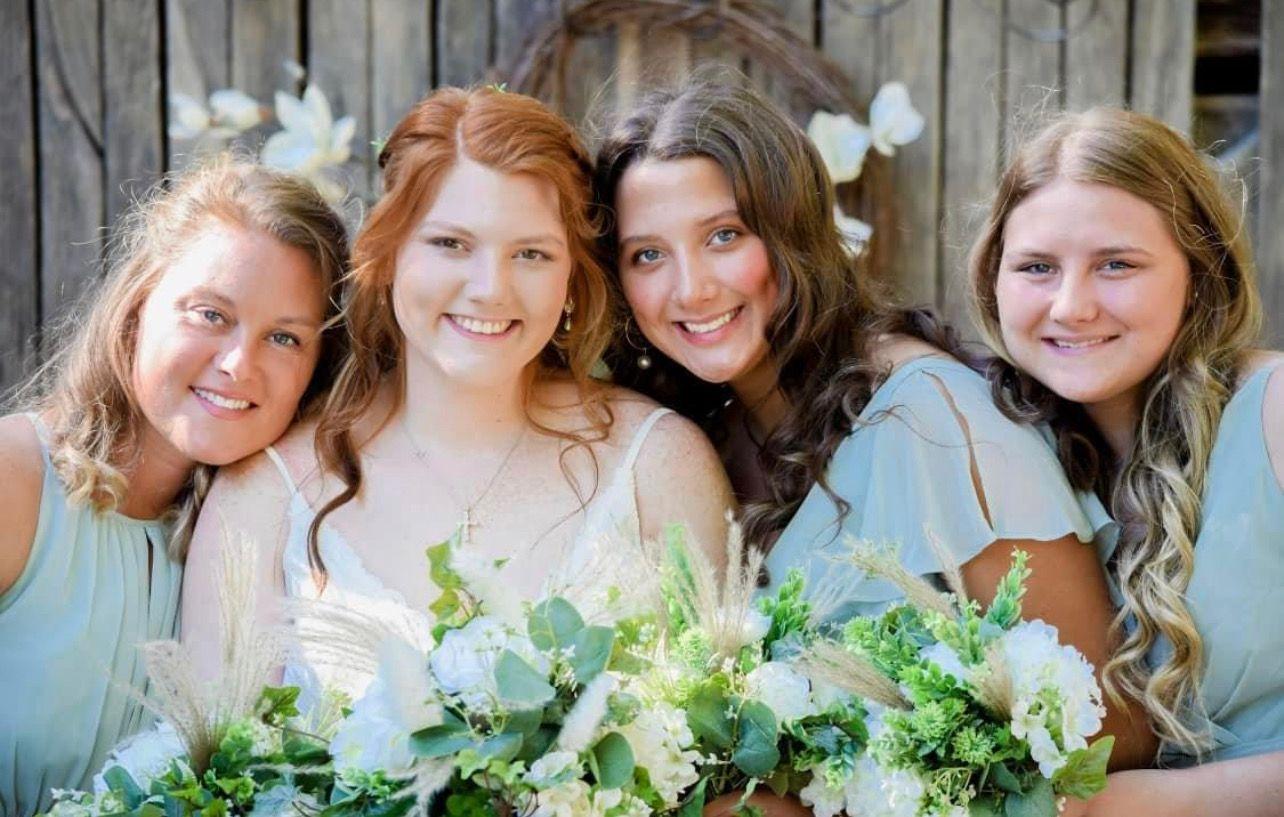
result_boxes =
[1131,0,1195,131]
[1064,0,1126,111]
[165,0,231,170]
[1260,0,1284,345]
[1005,0,1063,146]
[0,0,38,390]
[104,0,163,229]
[231,0,300,101]
[310,0,373,197]
[370,0,432,173]
[437,0,491,87]
[36,0,105,325]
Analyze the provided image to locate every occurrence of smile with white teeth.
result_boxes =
[193,388,251,410]
[1049,337,1114,349]
[681,308,739,334]
[451,315,514,335]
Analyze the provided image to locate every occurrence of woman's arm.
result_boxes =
[1060,750,1284,817]
[0,415,46,598]
[634,411,737,576]
[180,449,294,682]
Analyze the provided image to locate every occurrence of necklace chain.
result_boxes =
[401,413,526,546]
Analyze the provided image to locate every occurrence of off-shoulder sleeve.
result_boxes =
[762,358,1116,624]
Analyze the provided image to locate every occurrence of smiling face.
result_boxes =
[615,156,779,389]
[392,156,572,391]
[994,177,1191,422]
[131,223,326,469]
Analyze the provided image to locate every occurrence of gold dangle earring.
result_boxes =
[624,316,652,370]
[562,297,575,333]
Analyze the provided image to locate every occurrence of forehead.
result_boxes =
[421,156,564,230]
[1003,177,1178,250]
[152,223,323,311]
[616,157,736,227]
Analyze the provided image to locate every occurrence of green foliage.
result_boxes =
[591,733,635,789]
[1051,736,1114,800]
[756,569,812,646]
[427,539,467,623]
[731,700,780,778]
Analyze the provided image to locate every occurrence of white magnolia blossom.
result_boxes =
[261,85,356,202]
[168,89,262,141]
[91,722,186,794]
[833,205,873,253]
[999,620,1105,777]
[617,701,701,808]
[868,81,925,156]
[330,637,444,774]
[807,110,873,184]
[428,615,550,708]
[744,661,815,724]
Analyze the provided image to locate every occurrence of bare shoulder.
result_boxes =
[867,333,953,374]
[0,413,47,597]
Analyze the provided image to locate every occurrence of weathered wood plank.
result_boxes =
[370,0,432,171]
[437,0,491,88]
[822,0,880,105]
[879,0,942,307]
[940,0,1003,332]
[637,26,691,91]
[104,0,163,229]
[231,0,300,101]
[1005,0,1063,146]
[1259,0,1284,346]
[165,0,231,170]
[1064,0,1127,111]
[560,29,616,129]
[496,0,554,71]
[0,0,38,392]
[36,0,105,325]
[1131,0,1195,131]
[309,0,372,197]
[750,0,812,119]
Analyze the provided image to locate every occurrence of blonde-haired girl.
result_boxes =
[0,157,349,817]
[970,107,1283,814]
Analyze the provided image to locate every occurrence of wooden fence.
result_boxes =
[2,0,1281,394]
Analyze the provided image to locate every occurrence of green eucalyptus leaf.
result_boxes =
[686,686,734,749]
[732,700,780,778]
[570,626,615,683]
[676,778,709,817]
[409,711,473,758]
[137,803,166,817]
[1052,735,1114,799]
[518,726,558,762]
[991,762,1022,794]
[104,766,145,809]
[478,732,524,762]
[968,795,1002,817]
[1003,777,1056,817]
[592,732,635,789]
[529,598,585,651]
[505,708,544,737]
[495,649,556,705]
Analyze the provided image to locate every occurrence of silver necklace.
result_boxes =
[401,414,526,546]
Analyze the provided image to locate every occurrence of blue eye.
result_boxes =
[515,248,551,262]
[710,228,740,246]
[1103,259,1135,272]
[1019,262,1054,275]
[269,331,300,348]
[431,237,464,250]
[632,248,663,265]
[198,308,226,324]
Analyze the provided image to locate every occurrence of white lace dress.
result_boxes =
[261,408,673,707]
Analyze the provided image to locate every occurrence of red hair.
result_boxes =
[307,86,614,583]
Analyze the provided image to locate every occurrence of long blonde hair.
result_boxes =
[307,86,617,585]
[13,156,350,560]
[968,107,1263,754]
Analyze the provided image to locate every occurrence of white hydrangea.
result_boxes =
[429,616,550,709]
[532,780,628,817]
[617,701,701,808]
[331,638,443,774]
[999,620,1105,778]
[744,661,816,724]
[797,752,929,817]
[798,771,848,817]
[92,722,185,794]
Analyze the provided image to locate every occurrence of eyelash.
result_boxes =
[431,237,464,250]
[515,248,552,262]
[632,248,663,265]
[1016,260,1135,275]
[710,227,740,245]
[198,307,226,325]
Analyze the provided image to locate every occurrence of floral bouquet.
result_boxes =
[628,527,873,817]
[321,540,696,817]
[800,542,1114,817]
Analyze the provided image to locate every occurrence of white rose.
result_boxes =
[331,639,443,774]
[745,661,815,724]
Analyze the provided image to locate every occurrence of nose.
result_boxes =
[1048,269,1099,324]
[216,332,260,382]
[673,251,717,308]
[465,251,511,305]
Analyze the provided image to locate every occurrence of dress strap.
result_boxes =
[22,412,53,470]
[620,407,673,473]
[262,445,299,494]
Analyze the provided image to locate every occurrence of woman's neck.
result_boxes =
[117,428,194,520]
[400,358,532,451]
[730,353,788,438]
[1083,388,1143,463]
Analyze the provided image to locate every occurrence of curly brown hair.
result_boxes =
[594,73,965,551]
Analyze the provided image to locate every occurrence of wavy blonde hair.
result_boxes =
[306,86,616,585]
[12,155,350,560]
[968,107,1263,755]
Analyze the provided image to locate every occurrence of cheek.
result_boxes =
[621,273,668,326]
[994,277,1040,336]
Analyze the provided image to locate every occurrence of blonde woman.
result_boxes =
[970,107,1283,814]
[0,158,349,816]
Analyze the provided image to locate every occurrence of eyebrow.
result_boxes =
[419,220,566,250]
[1005,245,1154,258]
[619,207,743,247]
[187,286,321,329]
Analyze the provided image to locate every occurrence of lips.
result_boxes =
[677,306,741,335]
[447,314,517,336]
[191,387,255,411]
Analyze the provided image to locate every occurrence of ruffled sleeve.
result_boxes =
[762,357,1116,625]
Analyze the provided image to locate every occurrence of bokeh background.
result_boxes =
[0,0,1278,396]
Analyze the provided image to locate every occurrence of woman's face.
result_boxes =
[393,157,571,391]
[131,223,326,469]
[994,177,1191,418]
[615,156,778,387]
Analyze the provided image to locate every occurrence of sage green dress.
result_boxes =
[762,356,1113,626]
[0,417,183,817]
[1138,362,1284,765]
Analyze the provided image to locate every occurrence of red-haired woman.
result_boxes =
[181,87,733,700]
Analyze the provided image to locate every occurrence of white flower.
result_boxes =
[261,85,355,201]
[208,89,263,133]
[453,548,526,627]
[807,110,872,184]
[169,93,211,140]
[330,637,443,774]
[527,751,582,789]
[833,205,873,252]
[534,780,625,817]
[843,754,927,817]
[868,82,925,156]
[618,702,701,808]
[168,90,263,141]
[744,661,815,724]
[998,620,1105,778]
[920,642,968,683]
[556,673,617,753]
[92,722,185,794]
[799,772,847,817]
[429,616,550,709]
